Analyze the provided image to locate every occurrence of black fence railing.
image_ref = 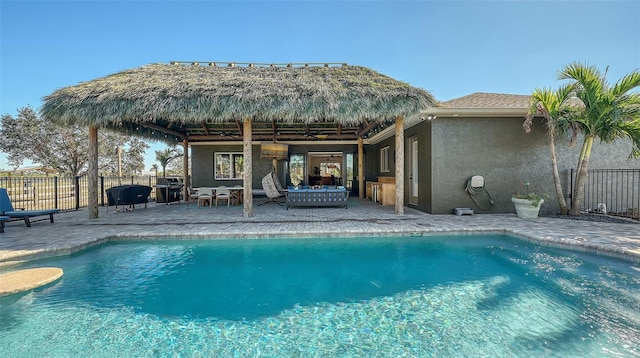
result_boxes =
[0,175,159,212]
[571,169,640,220]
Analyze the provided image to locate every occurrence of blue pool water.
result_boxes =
[1,234,639,357]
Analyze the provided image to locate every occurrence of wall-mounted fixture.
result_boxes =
[260,142,289,160]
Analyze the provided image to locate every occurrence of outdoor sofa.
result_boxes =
[285,187,350,209]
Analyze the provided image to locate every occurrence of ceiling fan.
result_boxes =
[217,121,240,139]
[304,128,328,140]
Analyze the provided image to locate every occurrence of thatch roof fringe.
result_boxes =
[41,63,437,142]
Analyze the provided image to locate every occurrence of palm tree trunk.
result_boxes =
[569,136,594,216]
[549,131,569,214]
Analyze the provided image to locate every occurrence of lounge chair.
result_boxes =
[259,171,285,205]
[0,188,59,227]
[0,215,9,233]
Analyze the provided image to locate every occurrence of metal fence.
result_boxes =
[571,169,640,220]
[0,175,159,212]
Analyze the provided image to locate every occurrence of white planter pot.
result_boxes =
[511,197,544,219]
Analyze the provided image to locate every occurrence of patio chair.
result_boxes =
[197,188,213,207]
[0,188,59,227]
[186,187,200,206]
[259,171,285,206]
[215,186,231,207]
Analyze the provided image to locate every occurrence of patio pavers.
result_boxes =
[0,197,639,266]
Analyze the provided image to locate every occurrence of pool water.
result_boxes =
[1,235,639,357]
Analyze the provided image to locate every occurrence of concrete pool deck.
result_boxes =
[0,197,639,266]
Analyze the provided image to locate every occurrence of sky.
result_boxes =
[1,0,639,171]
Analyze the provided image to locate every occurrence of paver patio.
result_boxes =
[1,197,639,267]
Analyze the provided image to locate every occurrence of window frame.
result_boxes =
[380,146,390,173]
[214,152,244,180]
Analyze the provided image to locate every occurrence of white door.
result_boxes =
[409,136,419,205]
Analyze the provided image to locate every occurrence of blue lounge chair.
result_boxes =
[0,188,59,227]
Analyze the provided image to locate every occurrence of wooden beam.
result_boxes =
[141,123,186,139]
[357,119,379,137]
[395,116,404,215]
[182,139,189,200]
[88,126,99,219]
[243,118,253,218]
[272,120,278,142]
[201,121,210,135]
[188,133,358,141]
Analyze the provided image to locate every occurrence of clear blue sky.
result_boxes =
[1,0,639,171]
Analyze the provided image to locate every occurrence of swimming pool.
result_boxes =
[1,234,638,357]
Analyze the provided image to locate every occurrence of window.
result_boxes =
[380,146,390,173]
[214,152,244,179]
[289,154,305,186]
[346,153,354,189]
[320,162,341,177]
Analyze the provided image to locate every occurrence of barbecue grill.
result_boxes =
[155,177,183,204]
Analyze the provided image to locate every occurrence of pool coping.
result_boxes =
[1,201,638,267]
[3,227,639,267]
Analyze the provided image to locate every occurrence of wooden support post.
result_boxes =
[88,126,99,219]
[395,117,404,215]
[358,137,364,198]
[182,139,189,200]
[243,118,253,217]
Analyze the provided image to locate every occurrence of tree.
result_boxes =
[100,137,149,176]
[559,62,640,215]
[0,107,149,176]
[524,84,580,215]
[155,146,182,177]
[166,155,185,176]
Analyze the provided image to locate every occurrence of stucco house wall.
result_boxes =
[404,119,433,213]
[191,144,275,189]
[189,92,638,214]
[399,116,639,215]
[191,143,360,190]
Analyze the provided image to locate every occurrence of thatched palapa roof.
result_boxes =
[41,62,438,143]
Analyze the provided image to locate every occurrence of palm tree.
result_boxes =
[524,84,579,215]
[150,164,159,178]
[559,62,640,215]
[155,147,182,178]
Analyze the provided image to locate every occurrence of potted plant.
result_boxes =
[511,183,544,219]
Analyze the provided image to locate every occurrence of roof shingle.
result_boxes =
[443,92,530,109]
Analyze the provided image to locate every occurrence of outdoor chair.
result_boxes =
[215,186,231,207]
[0,188,59,227]
[259,171,285,206]
[197,188,213,207]
[187,187,200,206]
